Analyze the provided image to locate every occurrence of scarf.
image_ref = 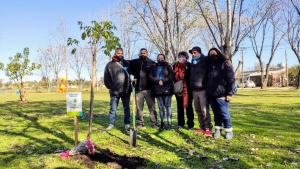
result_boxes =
[112,55,118,61]
[173,61,188,108]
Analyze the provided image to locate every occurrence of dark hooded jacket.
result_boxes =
[206,61,235,98]
[190,55,209,91]
[130,57,156,91]
[149,62,174,96]
[104,57,131,97]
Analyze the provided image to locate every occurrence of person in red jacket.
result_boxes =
[173,51,194,130]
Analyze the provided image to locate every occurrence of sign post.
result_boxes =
[66,92,83,146]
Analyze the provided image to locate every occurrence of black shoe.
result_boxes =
[188,127,194,130]
[159,122,164,130]
[167,122,172,130]
[177,126,183,130]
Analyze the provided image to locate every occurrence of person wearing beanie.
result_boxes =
[104,48,131,130]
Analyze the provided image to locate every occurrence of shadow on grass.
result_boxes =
[0,100,110,165]
[1,91,299,168]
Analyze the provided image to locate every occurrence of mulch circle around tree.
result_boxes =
[70,148,146,169]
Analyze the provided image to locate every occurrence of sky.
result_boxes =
[0,0,298,83]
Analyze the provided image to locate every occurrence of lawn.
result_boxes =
[0,89,299,169]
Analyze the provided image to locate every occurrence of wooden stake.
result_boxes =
[74,116,78,146]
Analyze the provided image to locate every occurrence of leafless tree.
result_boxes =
[37,42,65,92]
[248,0,287,89]
[193,0,272,74]
[115,1,140,60]
[120,0,199,62]
[69,46,89,91]
[35,52,52,92]
[50,14,70,91]
[291,0,300,16]
[82,47,108,91]
[284,0,300,89]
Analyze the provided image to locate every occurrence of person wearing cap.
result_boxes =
[104,48,131,131]
[129,48,158,129]
[189,46,213,136]
[173,51,194,130]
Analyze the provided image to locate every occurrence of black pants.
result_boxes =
[175,90,194,128]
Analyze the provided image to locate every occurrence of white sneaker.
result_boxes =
[106,124,114,130]
[125,124,130,130]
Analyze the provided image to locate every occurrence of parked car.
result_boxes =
[237,81,256,88]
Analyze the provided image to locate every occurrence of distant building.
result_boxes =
[236,63,286,87]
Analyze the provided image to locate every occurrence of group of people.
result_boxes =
[104,46,235,139]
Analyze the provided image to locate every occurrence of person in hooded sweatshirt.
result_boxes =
[104,48,131,130]
[149,54,174,130]
[206,48,235,139]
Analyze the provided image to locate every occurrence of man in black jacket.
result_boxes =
[130,48,158,128]
[189,46,213,136]
[104,48,131,130]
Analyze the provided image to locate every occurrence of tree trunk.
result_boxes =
[262,76,268,89]
[297,69,300,90]
[19,82,26,102]
[260,74,265,89]
[78,75,81,92]
[88,41,96,137]
[56,74,59,92]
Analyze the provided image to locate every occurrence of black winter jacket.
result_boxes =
[149,63,174,96]
[130,58,156,91]
[206,61,235,98]
[104,59,131,97]
[190,55,209,91]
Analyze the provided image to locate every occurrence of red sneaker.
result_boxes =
[204,130,212,137]
[195,129,204,134]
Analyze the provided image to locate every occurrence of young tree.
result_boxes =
[0,48,41,101]
[68,21,120,137]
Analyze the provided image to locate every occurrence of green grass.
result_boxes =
[0,89,300,169]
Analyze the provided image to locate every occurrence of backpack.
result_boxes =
[222,62,237,94]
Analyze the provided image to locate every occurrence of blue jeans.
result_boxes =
[108,96,130,125]
[208,98,232,128]
[157,95,172,123]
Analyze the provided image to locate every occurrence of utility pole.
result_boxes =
[65,46,68,92]
[241,47,244,89]
[285,50,288,87]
